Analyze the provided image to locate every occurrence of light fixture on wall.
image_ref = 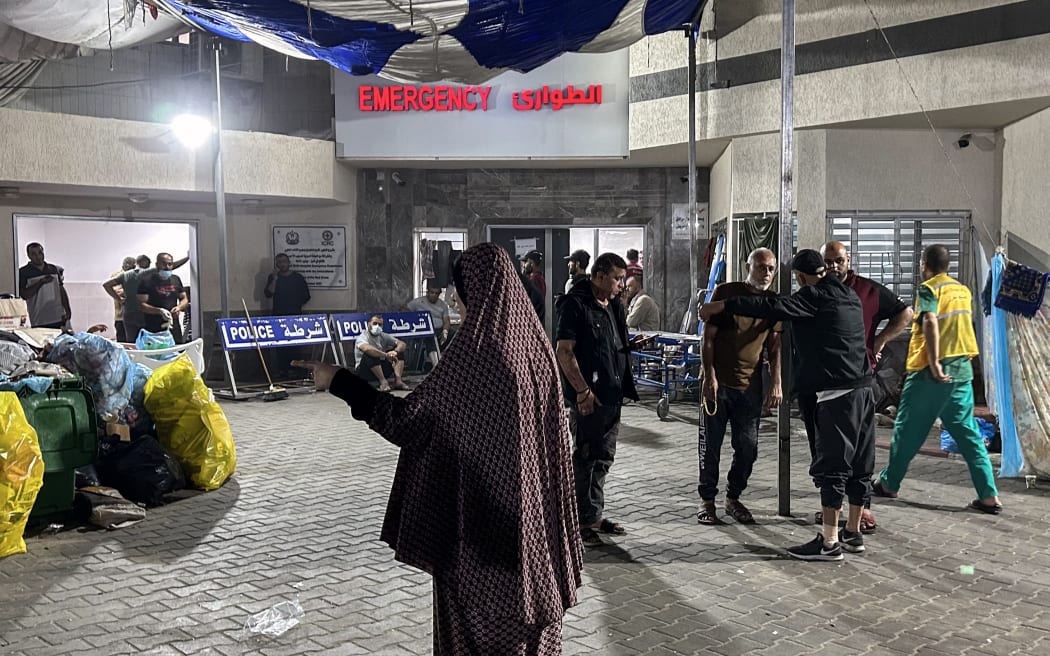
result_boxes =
[0,186,19,199]
[171,113,215,150]
[128,192,150,204]
[242,198,263,208]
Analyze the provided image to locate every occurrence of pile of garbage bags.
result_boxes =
[0,329,236,557]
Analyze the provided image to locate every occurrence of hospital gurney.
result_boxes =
[630,331,703,419]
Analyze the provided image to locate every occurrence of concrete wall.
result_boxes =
[354,167,710,331]
[1002,107,1050,260]
[628,3,1050,150]
[709,128,999,253]
[825,129,1000,249]
[0,108,345,201]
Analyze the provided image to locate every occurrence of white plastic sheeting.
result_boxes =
[0,0,184,62]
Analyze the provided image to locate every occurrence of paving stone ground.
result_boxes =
[2,388,1050,655]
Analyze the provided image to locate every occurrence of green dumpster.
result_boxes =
[18,378,98,520]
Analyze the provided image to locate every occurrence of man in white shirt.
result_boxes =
[408,284,452,370]
[354,314,409,391]
[624,276,660,332]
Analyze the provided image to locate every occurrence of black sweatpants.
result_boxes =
[697,385,763,501]
[809,387,876,510]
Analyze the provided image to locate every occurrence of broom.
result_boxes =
[241,299,289,402]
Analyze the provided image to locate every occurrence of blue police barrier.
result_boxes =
[330,311,437,368]
[217,314,333,351]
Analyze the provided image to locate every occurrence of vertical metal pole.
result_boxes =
[687,24,699,313]
[214,45,230,321]
[777,0,796,517]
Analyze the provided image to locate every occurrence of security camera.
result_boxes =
[679,175,689,183]
[391,171,405,186]
[957,133,972,149]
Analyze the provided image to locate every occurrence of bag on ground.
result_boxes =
[144,355,236,491]
[0,392,45,558]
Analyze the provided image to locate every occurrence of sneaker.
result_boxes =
[787,533,844,561]
[580,528,603,548]
[838,528,865,554]
[872,478,898,499]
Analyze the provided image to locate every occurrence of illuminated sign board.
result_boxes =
[357,84,603,113]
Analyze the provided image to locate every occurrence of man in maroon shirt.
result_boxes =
[805,241,913,532]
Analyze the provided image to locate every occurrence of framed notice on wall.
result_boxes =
[272,225,347,289]
[671,203,710,241]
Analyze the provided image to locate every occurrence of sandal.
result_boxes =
[392,382,411,391]
[580,527,603,547]
[597,518,627,535]
[724,499,756,524]
[860,509,878,534]
[697,502,719,525]
[968,499,1003,515]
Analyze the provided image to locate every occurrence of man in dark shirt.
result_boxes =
[701,249,875,561]
[137,252,188,344]
[556,252,650,547]
[816,241,914,533]
[265,253,311,316]
[18,242,71,329]
[520,250,547,299]
[265,253,312,379]
[697,248,783,526]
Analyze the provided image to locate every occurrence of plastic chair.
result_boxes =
[125,338,205,375]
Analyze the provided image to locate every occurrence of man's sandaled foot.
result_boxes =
[968,499,1003,515]
[378,384,392,392]
[697,501,719,525]
[392,382,410,391]
[872,479,898,499]
[597,518,627,535]
[580,527,603,547]
[724,498,756,524]
[860,508,878,534]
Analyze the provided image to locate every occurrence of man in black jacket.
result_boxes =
[700,249,875,561]
[556,252,649,547]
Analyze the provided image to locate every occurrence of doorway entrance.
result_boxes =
[13,214,199,341]
[487,225,645,334]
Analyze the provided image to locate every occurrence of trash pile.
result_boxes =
[0,328,236,558]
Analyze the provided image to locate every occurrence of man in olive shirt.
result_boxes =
[697,248,783,525]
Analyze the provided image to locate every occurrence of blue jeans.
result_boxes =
[698,385,762,501]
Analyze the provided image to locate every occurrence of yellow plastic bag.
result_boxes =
[144,354,236,491]
[0,391,45,559]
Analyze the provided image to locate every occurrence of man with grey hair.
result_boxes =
[697,247,783,525]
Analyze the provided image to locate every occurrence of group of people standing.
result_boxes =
[699,241,1001,561]
[292,237,999,653]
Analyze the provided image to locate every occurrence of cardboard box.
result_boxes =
[105,422,131,442]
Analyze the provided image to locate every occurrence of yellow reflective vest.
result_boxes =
[906,273,979,372]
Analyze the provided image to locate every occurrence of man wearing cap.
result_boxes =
[520,250,547,299]
[700,249,874,561]
[564,250,591,294]
[815,241,914,533]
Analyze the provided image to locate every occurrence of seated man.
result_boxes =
[354,314,409,391]
[407,283,451,369]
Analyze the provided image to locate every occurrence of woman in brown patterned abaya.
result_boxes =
[295,242,583,655]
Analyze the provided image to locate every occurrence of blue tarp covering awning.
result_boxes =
[160,0,704,82]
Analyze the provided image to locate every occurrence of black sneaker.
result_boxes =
[787,533,843,561]
[838,528,865,554]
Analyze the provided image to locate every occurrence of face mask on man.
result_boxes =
[369,324,382,336]
[159,270,173,279]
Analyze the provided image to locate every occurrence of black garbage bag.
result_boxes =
[74,464,102,489]
[96,435,186,507]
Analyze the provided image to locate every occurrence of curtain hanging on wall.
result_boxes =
[737,216,778,279]
[0,61,46,107]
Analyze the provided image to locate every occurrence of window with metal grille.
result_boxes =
[826,211,971,301]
